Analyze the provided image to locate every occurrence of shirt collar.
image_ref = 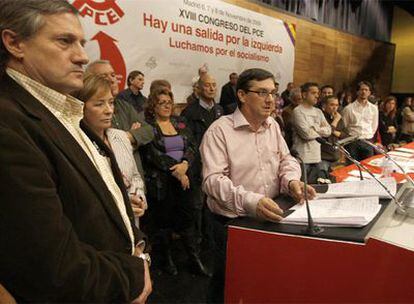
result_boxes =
[354,99,370,108]
[199,98,215,110]
[233,107,272,130]
[6,68,84,118]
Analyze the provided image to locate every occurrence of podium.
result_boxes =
[224,199,414,303]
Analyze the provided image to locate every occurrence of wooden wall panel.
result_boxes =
[225,0,395,99]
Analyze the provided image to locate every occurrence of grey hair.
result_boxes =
[85,60,112,74]
[0,0,78,75]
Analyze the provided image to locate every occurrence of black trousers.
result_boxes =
[146,176,197,234]
[206,210,231,303]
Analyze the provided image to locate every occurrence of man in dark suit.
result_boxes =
[219,72,238,115]
[0,1,151,302]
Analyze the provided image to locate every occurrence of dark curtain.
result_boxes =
[260,0,393,42]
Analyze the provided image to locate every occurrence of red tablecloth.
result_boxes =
[331,142,414,183]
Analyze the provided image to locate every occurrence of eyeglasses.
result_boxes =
[245,89,278,99]
[157,100,173,106]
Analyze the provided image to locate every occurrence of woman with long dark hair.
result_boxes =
[378,96,399,149]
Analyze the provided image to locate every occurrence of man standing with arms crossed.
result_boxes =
[0,1,151,302]
[342,81,378,161]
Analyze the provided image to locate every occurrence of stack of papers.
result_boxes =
[282,196,381,227]
[282,178,397,227]
[316,177,397,199]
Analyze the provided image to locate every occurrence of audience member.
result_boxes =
[281,81,294,106]
[320,96,348,176]
[117,70,147,114]
[397,96,413,125]
[86,60,154,177]
[399,96,414,143]
[378,96,399,149]
[200,68,315,303]
[282,87,302,149]
[141,88,210,277]
[342,81,378,161]
[149,79,172,93]
[292,82,331,183]
[219,72,238,114]
[75,74,147,226]
[181,73,223,253]
[186,80,200,105]
[338,89,353,111]
[320,85,334,98]
[0,1,151,301]
[271,94,285,136]
[181,74,223,146]
[316,84,334,108]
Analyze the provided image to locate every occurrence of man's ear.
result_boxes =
[237,89,246,105]
[1,29,25,60]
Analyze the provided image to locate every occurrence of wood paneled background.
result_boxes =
[225,0,396,99]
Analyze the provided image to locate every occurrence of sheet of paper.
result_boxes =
[282,196,381,227]
[388,151,414,158]
[316,177,397,199]
[395,147,414,155]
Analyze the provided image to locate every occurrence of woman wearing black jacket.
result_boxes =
[141,87,210,277]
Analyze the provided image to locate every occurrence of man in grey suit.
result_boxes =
[0,0,151,302]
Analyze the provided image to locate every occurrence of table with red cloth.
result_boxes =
[331,142,414,183]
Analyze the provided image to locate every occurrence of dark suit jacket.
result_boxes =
[219,82,238,115]
[0,75,145,302]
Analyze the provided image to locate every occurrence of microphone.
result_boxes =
[290,149,324,235]
[316,137,406,213]
[316,137,363,180]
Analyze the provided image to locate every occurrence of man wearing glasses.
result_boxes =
[200,68,315,302]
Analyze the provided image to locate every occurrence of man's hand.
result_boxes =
[289,180,316,203]
[132,246,152,304]
[130,195,146,218]
[332,130,341,138]
[332,111,341,121]
[130,122,142,130]
[256,197,284,222]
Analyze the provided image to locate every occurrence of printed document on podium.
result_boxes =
[282,196,381,227]
[316,177,396,199]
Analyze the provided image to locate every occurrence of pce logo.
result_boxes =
[72,0,124,25]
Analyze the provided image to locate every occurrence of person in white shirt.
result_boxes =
[342,81,379,161]
[292,82,331,183]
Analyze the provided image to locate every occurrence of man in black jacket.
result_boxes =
[181,73,223,254]
[0,1,151,302]
[219,72,238,115]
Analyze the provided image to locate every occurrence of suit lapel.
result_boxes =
[1,75,132,243]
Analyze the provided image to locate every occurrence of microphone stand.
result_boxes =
[360,139,414,187]
[324,139,406,212]
[359,139,414,217]
[336,136,364,180]
[290,150,324,235]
